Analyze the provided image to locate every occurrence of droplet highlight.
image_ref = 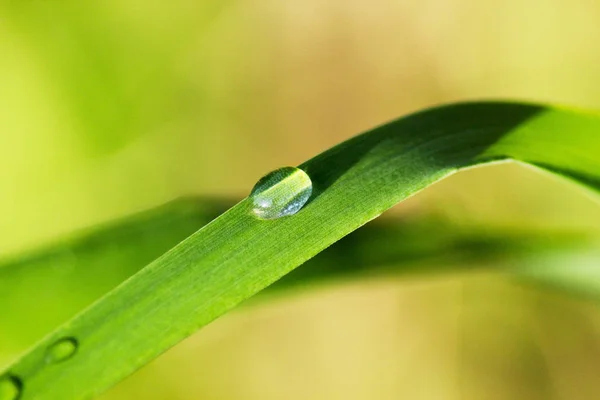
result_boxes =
[0,375,21,400]
[46,337,78,364]
[250,167,312,220]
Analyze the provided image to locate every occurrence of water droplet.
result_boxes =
[46,337,78,363]
[0,375,22,400]
[250,167,312,220]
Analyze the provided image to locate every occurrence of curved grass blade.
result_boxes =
[2,196,593,368]
[3,102,600,400]
[0,198,230,367]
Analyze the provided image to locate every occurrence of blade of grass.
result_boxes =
[3,102,600,400]
[2,195,593,368]
[0,198,230,366]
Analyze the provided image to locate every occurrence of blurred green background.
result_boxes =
[2,0,600,399]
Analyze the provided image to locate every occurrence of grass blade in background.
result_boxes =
[2,102,600,400]
[0,198,231,367]
[3,196,595,370]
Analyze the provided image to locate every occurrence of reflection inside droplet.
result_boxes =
[250,167,312,220]
[0,375,22,400]
[46,337,78,364]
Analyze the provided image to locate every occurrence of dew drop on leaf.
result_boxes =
[0,375,22,400]
[250,167,312,220]
[46,337,78,364]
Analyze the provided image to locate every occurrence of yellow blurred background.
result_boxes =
[2,0,600,399]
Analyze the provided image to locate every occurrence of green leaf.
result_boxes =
[3,196,591,368]
[3,102,600,400]
[0,198,230,365]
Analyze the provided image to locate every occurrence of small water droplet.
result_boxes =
[250,167,312,220]
[0,375,22,400]
[46,337,78,363]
